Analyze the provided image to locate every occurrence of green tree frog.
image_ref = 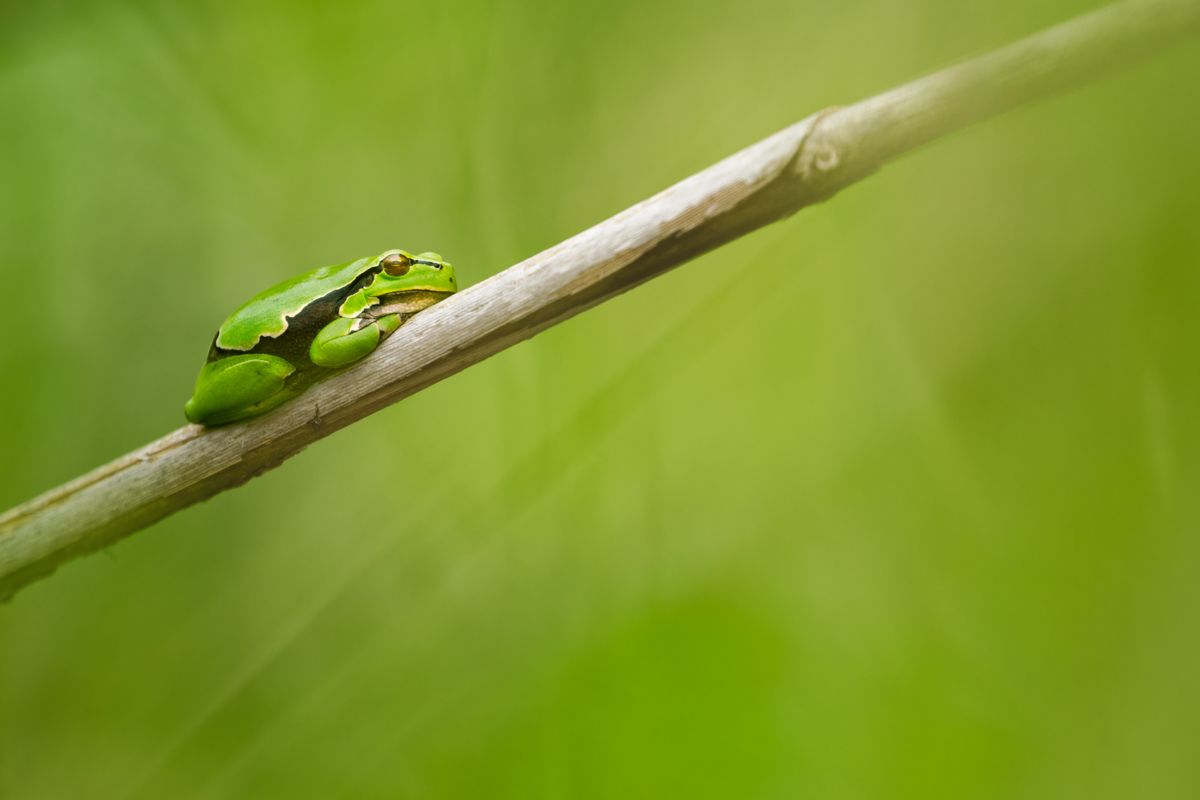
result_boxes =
[185,249,457,426]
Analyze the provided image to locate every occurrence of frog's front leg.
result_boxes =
[309,313,401,368]
[184,353,297,425]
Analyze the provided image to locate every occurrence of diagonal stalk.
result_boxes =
[2,0,1198,600]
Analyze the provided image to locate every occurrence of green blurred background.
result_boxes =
[2,0,1199,797]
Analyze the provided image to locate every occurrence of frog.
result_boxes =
[184,249,457,426]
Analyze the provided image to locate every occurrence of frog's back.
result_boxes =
[216,256,376,352]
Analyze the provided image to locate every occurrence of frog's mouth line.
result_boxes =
[371,289,454,317]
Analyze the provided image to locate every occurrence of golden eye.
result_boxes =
[381,253,412,276]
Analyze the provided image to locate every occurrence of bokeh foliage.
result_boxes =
[2,0,1199,797]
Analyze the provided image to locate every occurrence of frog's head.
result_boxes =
[369,249,458,296]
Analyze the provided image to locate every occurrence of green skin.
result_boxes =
[185,249,458,426]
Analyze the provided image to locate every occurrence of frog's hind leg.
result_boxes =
[184,353,297,425]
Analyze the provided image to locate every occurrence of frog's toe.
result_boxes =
[184,395,204,423]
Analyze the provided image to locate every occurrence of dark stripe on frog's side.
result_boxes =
[206,264,385,368]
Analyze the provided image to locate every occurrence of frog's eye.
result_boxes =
[381,253,412,276]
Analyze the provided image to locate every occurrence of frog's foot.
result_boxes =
[184,353,297,426]
[309,313,401,368]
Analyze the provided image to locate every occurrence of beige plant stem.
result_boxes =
[1,0,1198,600]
